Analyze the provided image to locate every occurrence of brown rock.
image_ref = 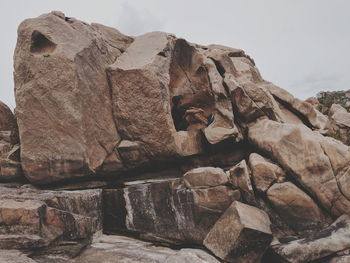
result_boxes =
[248,153,285,193]
[267,84,327,130]
[14,12,133,184]
[105,178,239,244]
[227,160,256,204]
[0,250,36,263]
[183,167,228,188]
[272,214,350,263]
[0,101,18,143]
[0,184,102,250]
[249,119,350,216]
[327,104,350,145]
[72,235,220,263]
[267,182,330,235]
[204,201,272,263]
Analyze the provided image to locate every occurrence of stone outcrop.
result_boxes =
[326,104,350,145]
[0,101,22,182]
[271,215,350,263]
[103,177,240,244]
[5,10,350,263]
[71,235,220,263]
[0,183,102,252]
[248,119,350,217]
[14,12,133,184]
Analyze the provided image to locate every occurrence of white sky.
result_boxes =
[1,0,349,109]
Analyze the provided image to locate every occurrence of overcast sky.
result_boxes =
[1,0,349,109]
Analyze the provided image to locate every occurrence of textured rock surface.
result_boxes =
[0,183,102,251]
[204,201,272,263]
[0,101,22,182]
[272,215,350,263]
[327,104,350,145]
[14,12,133,184]
[8,11,350,263]
[0,250,36,263]
[249,119,350,216]
[183,167,228,188]
[71,235,220,263]
[227,160,256,204]
[104,178,240,244]
[248,153,285,193]
[267,182,330,235]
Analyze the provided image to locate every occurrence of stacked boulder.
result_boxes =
[0,11,348,263]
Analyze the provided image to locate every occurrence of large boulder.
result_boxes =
[271,214,350,263]
[0,183,102,251]
[71,235,220,263]
[267,182,331,235]
[14,11,133,184]
[204,201,272,263]
[327,104,350,145]
[249,119,350,216]
[103,177,240,244]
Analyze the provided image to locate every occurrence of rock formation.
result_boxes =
[0,10,349,263]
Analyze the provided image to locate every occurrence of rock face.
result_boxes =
[0,183,102,252]
[267,182,330,235]
[104,176,240,244]
[72,235,220,263]
[327,104,350,145]
[204,201,273,263]
[14,12,133,184]
[0,101,22,182]
[271,215,350,263]
[248,119,350,217]
[7,11,350,263]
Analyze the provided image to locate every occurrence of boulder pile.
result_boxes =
[0,11,349,262]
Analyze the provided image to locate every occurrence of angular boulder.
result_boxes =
[227,160,256,204]
[248,153,285,193]
[183,167,228,188]
[204,201,272,263]
[103,178,240,244]
[0,183,102,250]
[14,12,133,184]
[327,104,350,145]
[272,214,350,263]
[267,182,330,235]
[249,119,350,216]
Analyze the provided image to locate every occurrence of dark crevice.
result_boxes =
[30,31,56,54]
[273,95,314,129]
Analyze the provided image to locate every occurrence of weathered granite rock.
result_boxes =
[0,184,102,251]
[104,178,240,244]
[230,82,284,123]
[248,153,285,193]
[227,160,256,204]
[0,101,22,182]
[0,250,36,263]
[267,182,330,235]
[183,167,228,188]
[14,12,133,184]
[267,84,327,130]
[327,104,350,145]
[249,119,350,216]
[0,101,18,143]
[71,235,220,263]
[272,214,350,263]
[204,201,272,263]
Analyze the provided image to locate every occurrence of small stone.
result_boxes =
[183,167,228,188]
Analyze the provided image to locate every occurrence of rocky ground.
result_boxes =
[0,11,350,263]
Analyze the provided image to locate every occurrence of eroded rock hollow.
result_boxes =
[0,11,349,263]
